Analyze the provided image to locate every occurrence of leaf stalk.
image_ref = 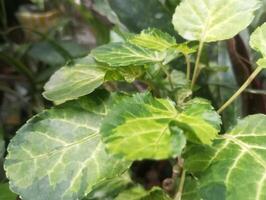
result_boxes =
[191,41,204,89]
[185,54,191,80]
[174,169,186,200]
[218,66,263,114]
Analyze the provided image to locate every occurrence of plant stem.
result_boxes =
[174,169,186,200]
[185,55,191,80]
[218,66,263,114]
[191,41,204,89]
[161,64,174,90]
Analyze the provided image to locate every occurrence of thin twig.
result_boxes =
[218,66,263,113]
[206,82,266,95]
[174,169,186,200]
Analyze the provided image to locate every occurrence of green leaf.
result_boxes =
[184,144,216,173]
[0,183,17,200]
[92,0,124,29]
[43,56,106,103]
[183,114,266,200]
[150,69,190,97]
[172,0,261,42]
[109,0,175,34]
[101,94,220,161]
[28,41,88,66]
[4,93,130,200]
[257,58,266,69]
[101,93,186,160]
[91,43,165,67]
[166,70,189,91]
[85,174,132,200]
[174,88,192,106]
[175,42,197,55]
[43,55,145,103]
[105,66,144,83]
[250,22,266,57]
[176,98,221,145]
[115,186,171,200]
[128,28,176,51]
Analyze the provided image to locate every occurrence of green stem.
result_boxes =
[174,169,186,200]
[218,66,263,114]
[191,41,204,89]
[185,55,191,80]
[161,64,174,90]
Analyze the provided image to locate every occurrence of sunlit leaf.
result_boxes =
[175,42,197,55]
[43,56,106,103]
[43,55,145,104]
[250,22,266,57]
[128,28,176,51]
[183,114,266,200]
[175,98,221,145]
[101,93,186,160]
[105,66,144,83]
[101,93,220,161]
[91,43,165,67]
[257,58,266,69]
[172,0,261,42]
[4,93,129,200]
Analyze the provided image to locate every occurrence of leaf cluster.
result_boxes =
[3,0,266,200]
